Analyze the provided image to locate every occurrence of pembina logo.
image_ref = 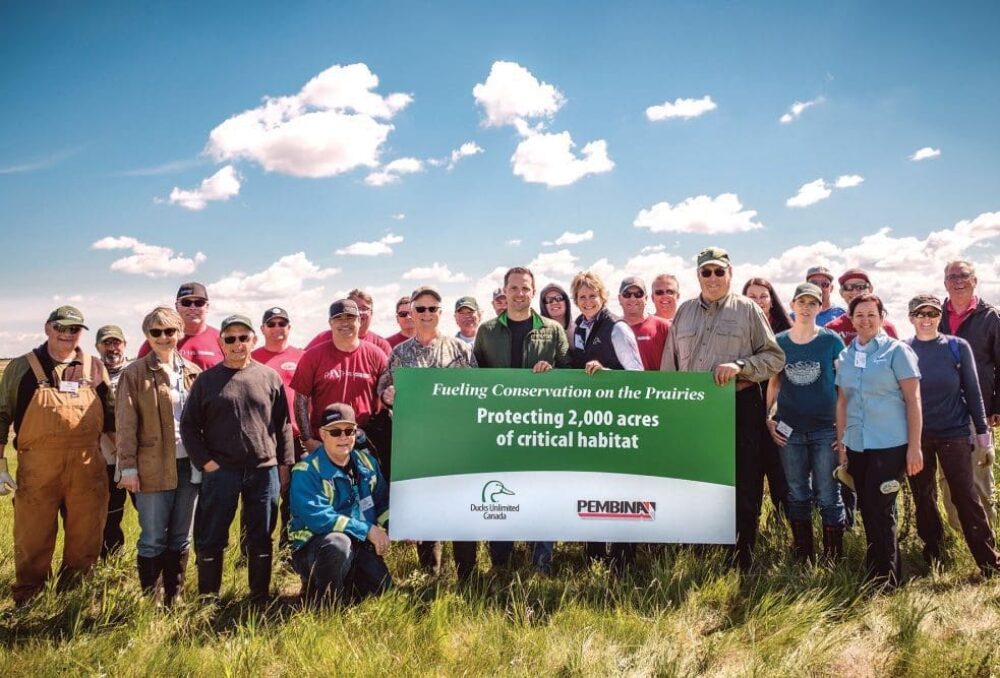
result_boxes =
[577,499,656,520]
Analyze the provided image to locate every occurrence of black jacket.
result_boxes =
[940,299,1000,417]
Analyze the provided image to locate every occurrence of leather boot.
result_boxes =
[823,525,844,562]
[197,554,224,596]
[162,549,189,607]
[247,551,273,600]
[137,554,163,596]
[790,520,814,564]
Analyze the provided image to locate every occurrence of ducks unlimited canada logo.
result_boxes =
[470,480,520,520]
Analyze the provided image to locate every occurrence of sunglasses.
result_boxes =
[841,283,871,292]
[700,268,728,278]
[946,273,973,282]
[396,311,410,318]
[178,298,207,308]
[911,310,941,319]
[322,426,357,437]
[808,279,832,288]
[544,294,566,304]
[55,325,82,334]
[653,289,678,296]
[621,291,645,299]
[265,320,288,328]
[223,334,252,345]
[148,328,178,338]
[413,306,440,314]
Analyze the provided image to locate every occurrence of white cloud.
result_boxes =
[206,63,411,179]
[167,165,241,210]
[446,142,484,170]
[834,174,864,189]
[645,95,717,121]
[506,239,522,246]
[91,236,207,277]
[335,233,404,256]
[786,178,833,207]
[911,147,941,162]
[780,96,824,124]
[364,157,424,186]
[472,61,565,128]
[634,193,763,234]
[390,213,406,220]
[401,262,468,283]
[544,229,594,246]
[528,249,579,277]
[640,244,666,254]
[511,132,613,187]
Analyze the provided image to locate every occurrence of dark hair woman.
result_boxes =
[743,277,792,334]
[539,283,572,331]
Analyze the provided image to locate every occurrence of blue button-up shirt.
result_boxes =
[836,332,920,451]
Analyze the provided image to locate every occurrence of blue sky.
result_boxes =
[2,1,999,352]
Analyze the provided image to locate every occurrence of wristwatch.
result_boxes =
[735,359,747,372]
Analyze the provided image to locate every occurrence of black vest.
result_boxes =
[569,307,625,370]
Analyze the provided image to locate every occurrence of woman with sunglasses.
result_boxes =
[136,282,223,370]
[904,295,1000,576]
[116,306,201,605]
[539,283,572,331]
[377,286,479,580]
[743,277,791,522]
[835,293,922,588]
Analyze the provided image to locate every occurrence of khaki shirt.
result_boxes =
[660,293,784,382]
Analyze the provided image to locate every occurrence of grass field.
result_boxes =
[0,450,999,676]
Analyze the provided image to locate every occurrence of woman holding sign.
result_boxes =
[835,293,922,588]
[377,285,479,581]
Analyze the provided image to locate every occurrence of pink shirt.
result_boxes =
[628,315,671,371]
[251,345,305,437]
[946,297,978,335]
[305,330,392,357]
[137,326,222,370]
[290,342,387,434]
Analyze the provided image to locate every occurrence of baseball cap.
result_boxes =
[805,266,834,282]
[410,286,442,302]
[838,269,871,287]
[319,403,357,429]
[47,305,88,329]
[329,299,360,319]
[492,287,506,300]
[792,283,824,303]
[262,307,289,324]
[696,246,731,269]
[908,294,943,314]
[454,296,480,312]
[176,282,208,300]
[619,276,647,295]
[95,325,126,343]
[220,314,254,333]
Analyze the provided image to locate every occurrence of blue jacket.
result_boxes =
[288,446,389,551]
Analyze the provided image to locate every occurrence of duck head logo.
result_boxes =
[482,480,515,502]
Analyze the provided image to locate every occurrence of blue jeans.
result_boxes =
[292,532,392,603]
[489,541,554,574]
[194,466,278,559]
[778,427,846,527]
[133,458,199,557]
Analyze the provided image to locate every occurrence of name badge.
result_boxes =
[59,381,80,394]
[776,421,793,437]
[854,352,867,369]
[359,495,374,511]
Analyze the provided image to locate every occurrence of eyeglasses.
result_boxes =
[807,279,832,288]
[355,306,372,315]
[148,328,178,338]
[265,320,288,328]
[413,306,440,314]
[841,283,871,292]
[322,426,357,437]
[700,268,727,278]
[653,289,678,297]
[621,291,645,299]
[55,325,82,334]
[543,295,566,304]
[396,311,410,318]
[911,310,941,319]
[178,299,207,308]
[946,273,973,282]
[223,334,252,344]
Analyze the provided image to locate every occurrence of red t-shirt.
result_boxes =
[136,326,223,370]
[628,315,671,371]
[386,332,410,348]
[824,315,898,345]
[251,345,305,437]
[290,341,387,435]
[305,330,392,357]
[946,297,978,335]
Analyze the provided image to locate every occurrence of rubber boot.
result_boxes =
[247,551,273,601]
[162,550,189,607]
[790,520,815,564]
[137,554,163,596]
[197,554,224,596]
[822,525,844,563]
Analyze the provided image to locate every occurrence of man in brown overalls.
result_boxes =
[0,305,115,603]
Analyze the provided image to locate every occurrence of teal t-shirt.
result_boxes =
[775,328,845,432]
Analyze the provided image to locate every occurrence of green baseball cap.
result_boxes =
[454,296,480,312]
[47,305,88,329]
[696,246,731,269]
[908,294,943,315]
[95,325,126,343]
[792,283,824,303]
[220,314,255,333]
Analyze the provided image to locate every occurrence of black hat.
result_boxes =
[176,282,209,300]
[329,299,360,319]
[262,307,289,324]
[320,403,357,429]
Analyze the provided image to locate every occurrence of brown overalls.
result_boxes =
[12,351,109,602]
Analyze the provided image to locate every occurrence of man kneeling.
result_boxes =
[288,403,391,604]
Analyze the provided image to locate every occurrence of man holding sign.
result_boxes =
[661,247,785,571]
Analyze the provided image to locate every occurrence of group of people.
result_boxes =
[0,249,997,607]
